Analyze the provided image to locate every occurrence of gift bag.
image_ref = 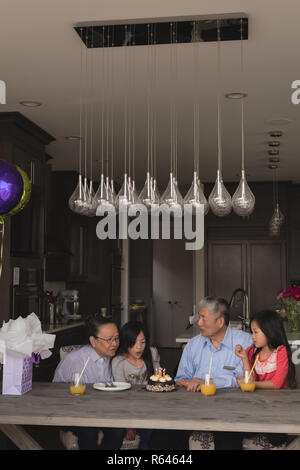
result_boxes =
[2,354,33,395]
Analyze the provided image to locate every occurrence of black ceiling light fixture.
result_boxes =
[74,13,248,48]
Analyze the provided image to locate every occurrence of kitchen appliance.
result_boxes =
[11,267,45,321]
[58,290,81,320]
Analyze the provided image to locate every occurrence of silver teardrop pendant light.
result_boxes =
[94,27,115,212]
[184,22,208,215]
[69,27,86,214]
[208,20,232,217]
[140,24,156,209]
[269,166,284,237]
[232,19,255,217]
[116,26,132,209]
[161,22,183,211]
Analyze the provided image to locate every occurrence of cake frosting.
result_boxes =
[146,368,176,392]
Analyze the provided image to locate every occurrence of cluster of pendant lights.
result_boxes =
[69,19,255,219]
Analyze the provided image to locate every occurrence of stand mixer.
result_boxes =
[58,290,81,320]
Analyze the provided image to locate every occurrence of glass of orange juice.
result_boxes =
[200,374,216,396]
[69,373,86,395]
[240,371,256,392]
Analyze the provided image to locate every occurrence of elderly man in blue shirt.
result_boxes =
[175,296,253,392]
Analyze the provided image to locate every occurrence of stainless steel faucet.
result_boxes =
[229,288,250,331]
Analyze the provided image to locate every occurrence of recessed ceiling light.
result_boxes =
[268,164,279,169]
[268,149,279,156]
[269,157,280,163]
[19,100,42,107]
[268,141,280,147]
[269,131,283,138]
[225,92,247,99]
[65,135,81,141]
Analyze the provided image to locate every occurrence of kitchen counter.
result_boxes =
[176,324,300,346]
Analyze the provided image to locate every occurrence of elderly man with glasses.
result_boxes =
[53,313,125,450]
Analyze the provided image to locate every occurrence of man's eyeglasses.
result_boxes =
[94,335,119,344]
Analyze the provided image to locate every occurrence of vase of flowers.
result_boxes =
[277,286,300,332]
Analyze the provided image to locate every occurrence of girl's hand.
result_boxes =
[236,376,243,387]
[235,344,247,359]
[125,429,137,441]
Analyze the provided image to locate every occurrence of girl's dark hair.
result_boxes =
[250,310,297,389]
[117,321,154,379]
[85,313,118,342]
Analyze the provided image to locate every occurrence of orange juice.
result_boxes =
[70,384,86,395]
[201,383,216,396]
[240,382,255,392]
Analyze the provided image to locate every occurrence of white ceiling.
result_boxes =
[1,0,300,189]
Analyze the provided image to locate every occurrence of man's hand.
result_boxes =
[186,378,204,392]
[176,378,190,388]
[176,378,204,391]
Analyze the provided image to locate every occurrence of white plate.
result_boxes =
[93,382,131,392]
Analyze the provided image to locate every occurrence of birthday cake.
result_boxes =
[146,368,176,392]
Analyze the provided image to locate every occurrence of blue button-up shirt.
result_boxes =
[175,326,253,388]
[53,344,114,384]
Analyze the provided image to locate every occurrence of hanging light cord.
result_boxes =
[84,32,89,182]
[90,28,94,183]
[111,26,115,181]
[79,27,83,178]
[240,18,245,173]
[193,21,200,175]
[217,20,222,174]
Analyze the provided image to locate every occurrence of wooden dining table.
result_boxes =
[0,382,300,450]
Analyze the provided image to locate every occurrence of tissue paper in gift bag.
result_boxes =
[2,354,33,395]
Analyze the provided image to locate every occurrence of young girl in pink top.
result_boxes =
[235,309,297,449]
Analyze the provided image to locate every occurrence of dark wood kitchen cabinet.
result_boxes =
[152,238,193,347]
[0,113,54,260]
[45,170,119,316]
[287,184,300,281]
[207,239,287,318]
[45,171,89,282]
[0,113,55,322]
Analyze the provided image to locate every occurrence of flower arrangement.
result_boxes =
[277,286,300,331]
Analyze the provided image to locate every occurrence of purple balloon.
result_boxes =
[0,159,24,215]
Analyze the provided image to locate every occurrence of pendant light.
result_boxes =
[69,27,86,214]
[151,102,161,210]
[269,166,284,237]
[139,24,156,209]
[109,26,117,209]
[86,32,98,217]
[94,27,114,212]
[127,29,142,214]
[232,19,255,217]
[116,26,132,209]
[129,101,142,211]
[80,29,94,216]
[161,22,183,210]
[184,29,208,215]
[208,20,232,217]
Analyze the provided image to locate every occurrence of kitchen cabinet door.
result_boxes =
[248,241,286,314]
[207,239,286,320]
[152,239,193,348]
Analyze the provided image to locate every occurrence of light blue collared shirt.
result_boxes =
[53,344,113,384]
[175,326,253,388]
